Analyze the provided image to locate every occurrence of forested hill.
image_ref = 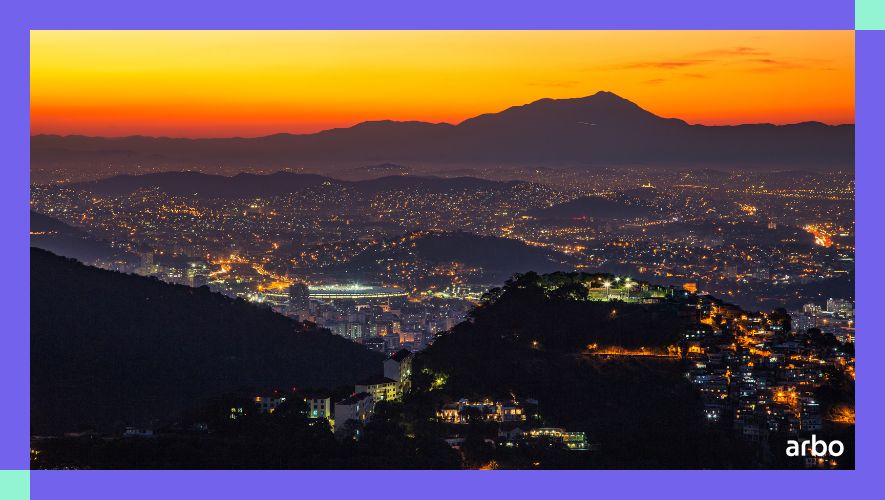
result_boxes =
[345,232,571,282]
[408,272,731,468]
[31,248,384,435]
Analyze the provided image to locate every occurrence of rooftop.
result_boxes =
[389,348,413,362]
[337,392,372,406]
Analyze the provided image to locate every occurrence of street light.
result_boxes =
[603,281,611,298]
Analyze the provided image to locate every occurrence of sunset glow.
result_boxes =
[30,30,854,138]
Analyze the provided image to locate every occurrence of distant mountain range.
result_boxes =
[73,171,524,198]
[32,92,853,170]
[31,248,384,435]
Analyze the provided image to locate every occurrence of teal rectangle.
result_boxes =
[858,0,885,29]
[0,471,29,500]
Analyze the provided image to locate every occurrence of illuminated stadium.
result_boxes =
[308,284,408,300]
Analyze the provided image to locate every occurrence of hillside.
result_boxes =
[31,248,384,435]
[30,211,135,265]
[530,196,652,220]
[433,271,690,355]
[407,272,735,468]
[346,232,571,280]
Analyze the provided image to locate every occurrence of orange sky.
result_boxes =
[30,30,854,138]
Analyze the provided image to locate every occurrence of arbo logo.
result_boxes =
[786,435,844,457]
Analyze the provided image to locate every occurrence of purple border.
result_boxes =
[26,470,863,497]
[2,8,30,473]
[3,1,876,498]
[855,29,882,473]
[17,0,855,29]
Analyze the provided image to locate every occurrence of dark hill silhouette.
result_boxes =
[31,248,384,435]
[346,232,570,280]
[73,171,524,199]
[409,233,563,273]
[454,271,690,352]
[31,91,853,171]
[530,196,652,220]
[30,211,135,265]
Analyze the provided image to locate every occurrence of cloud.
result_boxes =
[694,46,770,57]
[745,58,822,73]
[753,58,793,65]
[613,59,711,70]
[597,46,831,76]
[643,78,666,85]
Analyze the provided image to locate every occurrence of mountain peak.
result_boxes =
[567,90,644,109]
[591,89,624,99]
[458,90,662,130]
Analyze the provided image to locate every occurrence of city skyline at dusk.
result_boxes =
[31,30,854,138]
[29,29,855,471]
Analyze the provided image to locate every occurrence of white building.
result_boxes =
[383,348,413,396]
[333,392,374,434]
[355,377,398,402]
[304,395,332,419]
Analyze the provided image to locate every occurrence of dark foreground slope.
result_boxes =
[31,248,383,435]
